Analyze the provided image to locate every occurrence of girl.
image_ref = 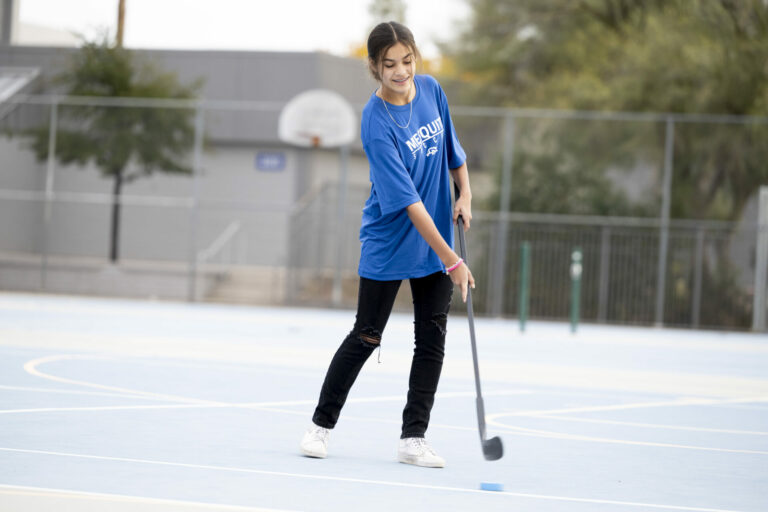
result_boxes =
[300,21,474,468]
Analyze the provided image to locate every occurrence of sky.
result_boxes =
[18,0,471,60]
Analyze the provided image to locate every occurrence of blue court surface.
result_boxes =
[0,292,766,511]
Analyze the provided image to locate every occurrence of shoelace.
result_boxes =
[407,438,436,455]
[310,427,329,441]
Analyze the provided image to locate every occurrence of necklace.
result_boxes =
[380,88,413,129]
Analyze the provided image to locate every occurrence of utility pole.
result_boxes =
[1,0,19,46]
[116,0,125,47]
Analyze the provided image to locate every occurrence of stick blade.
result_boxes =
[482,436,504,461]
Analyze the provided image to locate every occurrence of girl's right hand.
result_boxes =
[449,262,475,303]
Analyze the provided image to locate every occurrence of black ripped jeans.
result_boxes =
[312,271,453,439]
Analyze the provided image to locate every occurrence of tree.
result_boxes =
[29,38,201,262]
[443,0,768,221]
[368,0,407,24]
[439,0,768,328]
[348,0,408,59]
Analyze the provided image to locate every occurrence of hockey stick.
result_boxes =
[454,185,504,461]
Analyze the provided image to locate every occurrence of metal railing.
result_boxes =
[197,221,242,266]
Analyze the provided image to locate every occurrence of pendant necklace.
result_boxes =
[380,87,413,129]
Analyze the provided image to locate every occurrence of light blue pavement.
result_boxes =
[1,292,767,511]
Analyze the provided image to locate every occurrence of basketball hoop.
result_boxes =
[278,89,357,149]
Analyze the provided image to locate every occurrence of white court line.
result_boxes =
[23,355,222,405]
[0,295,352,330]
[0,390,532,416]
[507,396,768,417]
[485,421,768,456]
[237,406,768,453]
[0,404,213,415]
[19,354,766,454]
[22,354,533,408]
[7,400,761,456]
[533,415,768,436]
[719,403,768,412]
[0,384,148,399]
[0,447,747,512]
[0,484,297,511]
[18,352,532,413]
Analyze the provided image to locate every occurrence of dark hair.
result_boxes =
[366,21,421,81]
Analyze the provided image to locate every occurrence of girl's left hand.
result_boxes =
[453,196,472,231]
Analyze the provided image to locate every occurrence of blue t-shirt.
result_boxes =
[358,74,466,281]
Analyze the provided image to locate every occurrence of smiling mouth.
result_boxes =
[393,77,410,85]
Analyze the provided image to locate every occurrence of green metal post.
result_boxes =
[571,247,583,333]
[519,242,530,332]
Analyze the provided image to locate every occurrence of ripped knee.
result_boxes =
[429,312,448,336]
[358,327,381,347]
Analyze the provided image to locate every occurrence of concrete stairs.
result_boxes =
[203,265,286,306]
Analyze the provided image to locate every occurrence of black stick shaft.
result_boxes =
[455,184,488,441]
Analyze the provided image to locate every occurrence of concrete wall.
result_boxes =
[0,45,373,267]
[0,136,45,253]
[0,134,370,264]
[0,45,372,102]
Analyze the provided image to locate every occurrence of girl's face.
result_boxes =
[375,42,416,103]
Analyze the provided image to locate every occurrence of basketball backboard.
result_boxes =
[278,89,357,148]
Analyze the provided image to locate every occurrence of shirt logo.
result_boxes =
[405,117,444,158]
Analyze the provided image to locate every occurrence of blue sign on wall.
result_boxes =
[255,152,286,172]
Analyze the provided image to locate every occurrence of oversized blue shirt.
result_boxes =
[358,75,466,280]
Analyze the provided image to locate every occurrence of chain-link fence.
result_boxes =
[1,95,766,330]
[285,181,766,331]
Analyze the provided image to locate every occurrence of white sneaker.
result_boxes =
[300,425,330,458]
[397,437,446,468]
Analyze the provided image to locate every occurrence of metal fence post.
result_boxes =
[571,247,583,333]
[187,103,204,302]
[597,226,611,323]
[655,117,674,326]
[41,99,58,290]
[753,186,768,331]
[519,241,530,332]
[490,114,515,317]
[332,144,349,306]
[691,227,705,328]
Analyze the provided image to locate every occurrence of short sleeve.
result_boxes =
[436,82,466,169]
[364,136,422,215]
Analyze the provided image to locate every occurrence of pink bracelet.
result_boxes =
[445,258,463,273]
